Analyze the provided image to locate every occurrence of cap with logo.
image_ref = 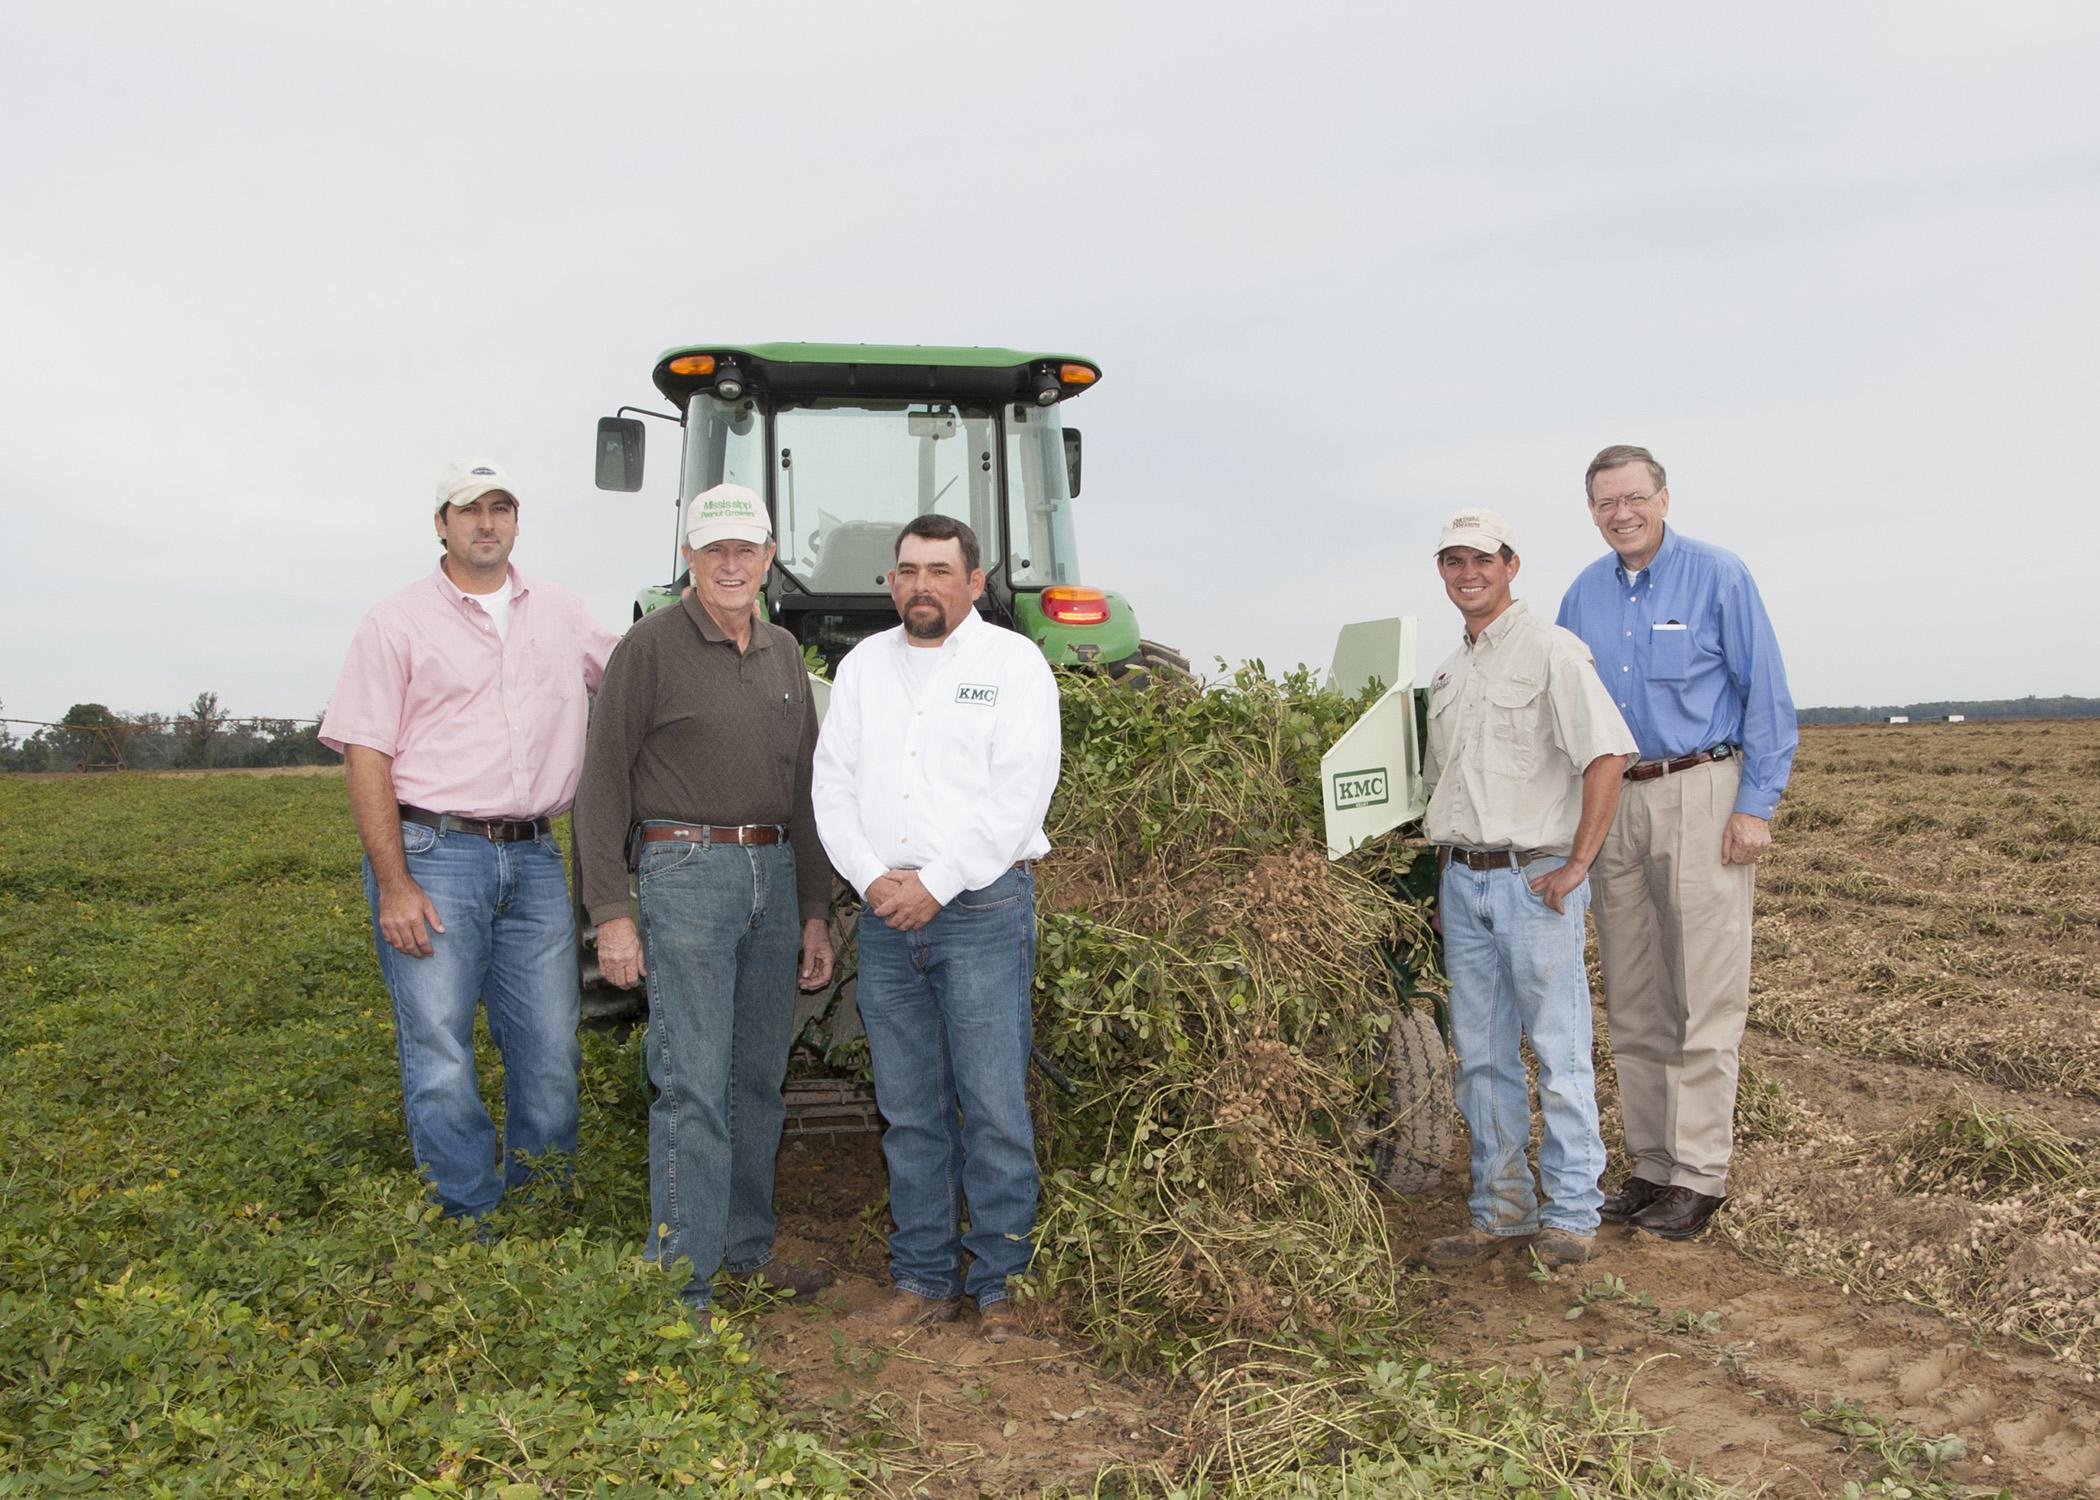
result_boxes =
[1435,508,1515,555]
[435,460,517,516]
[685,483,773,549]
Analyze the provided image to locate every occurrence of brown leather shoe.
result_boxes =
[721,1258,835,1302]
[1411,1227,1537,1270]
[979,1300,1016,1345]
[1599,1176,1667,1225]
[850,1288,963,1328]
[1631,1186,1725,1240]
[1531,1228,1596,1268]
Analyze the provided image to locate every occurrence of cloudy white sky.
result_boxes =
[4,3,2096,728]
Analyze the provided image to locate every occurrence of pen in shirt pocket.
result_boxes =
[1651,621,1686,631]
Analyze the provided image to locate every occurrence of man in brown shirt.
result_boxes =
[574,483,835,1310]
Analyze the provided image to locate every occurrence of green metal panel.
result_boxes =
[1010,591,1142,668]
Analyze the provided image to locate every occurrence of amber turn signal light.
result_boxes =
[1042,586,1110,625]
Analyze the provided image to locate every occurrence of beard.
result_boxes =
[902,596,948,640]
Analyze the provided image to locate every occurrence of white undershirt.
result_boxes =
[470,575,517,642]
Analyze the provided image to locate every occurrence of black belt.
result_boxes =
[640,823,786,847]
[398,804,549,842]
[1626,744,1737,783]
[1439,847,1545,871]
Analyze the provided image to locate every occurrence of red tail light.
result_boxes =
[1042,586,1110,625]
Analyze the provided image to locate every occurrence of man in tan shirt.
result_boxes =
[1413,509,1636,1271]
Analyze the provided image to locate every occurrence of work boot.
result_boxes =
[979,1300,1017,1345]
[720,1258,835,1303]
[1410,1227,1536,1270]
[1598,1176,1667,1225]
[1530,1228,1595,1268]
[850,1288,963,1329]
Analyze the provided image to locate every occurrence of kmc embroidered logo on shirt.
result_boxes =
[955,683,999,707]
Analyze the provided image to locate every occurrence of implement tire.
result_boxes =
[1370,1006,1455,1195]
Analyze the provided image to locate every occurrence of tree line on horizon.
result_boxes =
[0,694,332,773]
[1796,694,2100,725]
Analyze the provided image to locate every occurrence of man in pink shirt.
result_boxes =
[321,461,621,1221]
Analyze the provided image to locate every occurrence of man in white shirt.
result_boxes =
[812,515,1061,1344]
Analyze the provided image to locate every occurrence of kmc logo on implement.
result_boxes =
[955,683,998,706]
[1331,767,1388,810]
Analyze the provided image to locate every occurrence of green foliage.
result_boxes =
[0,774,850,1495]
[1026,668,1435,1368]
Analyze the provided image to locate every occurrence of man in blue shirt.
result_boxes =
[1556,445,1797,1241]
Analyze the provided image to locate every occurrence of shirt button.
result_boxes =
[1622,665,1629,672]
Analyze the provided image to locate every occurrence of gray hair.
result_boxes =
[1584,444,1667,498]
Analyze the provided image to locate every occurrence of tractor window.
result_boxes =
[678,395,767,562]
[1005,404,1080,586]
[773,401,998,594]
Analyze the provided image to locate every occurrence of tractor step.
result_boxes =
[783,1078,880,1135]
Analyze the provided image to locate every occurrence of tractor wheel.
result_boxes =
[1112,639,1192,688]
[1370,1006,1455,1195]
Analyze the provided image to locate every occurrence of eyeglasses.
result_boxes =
[1589,492,1659,515]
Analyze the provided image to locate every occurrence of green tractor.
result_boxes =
[593,342,1185,678]
[581,343,1454,1191]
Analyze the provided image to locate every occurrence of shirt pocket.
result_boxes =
[1484,676,1546,777]
[1648,624,1691,683]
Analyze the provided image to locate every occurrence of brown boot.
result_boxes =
[1411,1227,1537,1270]
[1530,1228,1595,1268]
[850,1288,963,1328]
[978,1300,1017,1345]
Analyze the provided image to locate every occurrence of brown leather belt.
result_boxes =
[1439,847,1544,871]
[399,804,548,842]
[641,823,785,846]
[1625,744,1737,783]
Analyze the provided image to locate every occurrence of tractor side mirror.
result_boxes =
[595,417,646,492]
[1062,427,1082,497]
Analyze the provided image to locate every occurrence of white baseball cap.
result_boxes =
[1435,508,1515,555]
[685,483,773,549]
[435,460,517,516]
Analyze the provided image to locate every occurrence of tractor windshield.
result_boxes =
[770,400,997,594]
[679,392,1084,596]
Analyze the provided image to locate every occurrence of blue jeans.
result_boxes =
[1439,855,1606,1236]
[363,822,582,1220]
[856,865,1038,1308]
[635,834,801,1307]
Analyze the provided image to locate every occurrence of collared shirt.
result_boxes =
[812,609,1061,907]
[1555,527,1797,820]
[320,561,620,820]
[1422,600,1637,854]
[572,596,831,925]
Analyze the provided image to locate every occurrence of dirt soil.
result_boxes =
[753,1135,1185,1497]
[1387,1031,2100,1498]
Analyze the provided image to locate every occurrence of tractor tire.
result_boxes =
[1111,639,1192,688]
[1370,1006,1455,1195]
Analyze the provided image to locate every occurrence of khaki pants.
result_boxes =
[1592,757,1754,1195]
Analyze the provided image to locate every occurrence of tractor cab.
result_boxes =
[596,343,1154,673]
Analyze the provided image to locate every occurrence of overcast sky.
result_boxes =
[5,3,2096,728]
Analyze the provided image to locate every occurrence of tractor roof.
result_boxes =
[651,342,1102,407]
